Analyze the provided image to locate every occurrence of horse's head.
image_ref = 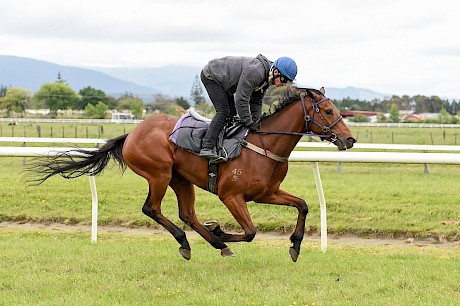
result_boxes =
[303,87,356,150]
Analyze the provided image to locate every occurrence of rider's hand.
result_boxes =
[247,121,260,132]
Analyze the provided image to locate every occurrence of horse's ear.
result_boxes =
[306,89,315,99]
[320,87,326,95]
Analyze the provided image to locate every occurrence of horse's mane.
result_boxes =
[261,86,324,119]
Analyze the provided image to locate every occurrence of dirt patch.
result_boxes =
[1,221,459,248]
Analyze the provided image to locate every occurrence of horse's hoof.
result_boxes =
[179,247,191,260]
[289,247,299,262]
[221,247,236,257]
[203,220,219,231]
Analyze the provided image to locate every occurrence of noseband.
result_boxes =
[300,94,343,142]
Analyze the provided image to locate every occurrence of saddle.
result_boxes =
[169,108,248,163]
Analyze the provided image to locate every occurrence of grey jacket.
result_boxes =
[202,54,271,126]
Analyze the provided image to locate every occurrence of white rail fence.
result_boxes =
[1,117,460,128]
[1,137,460,250]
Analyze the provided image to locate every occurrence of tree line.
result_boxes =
[1,73,459,123]
[0,73,207,119]
[336,94,459,115]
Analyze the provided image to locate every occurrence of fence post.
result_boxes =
[423,150,429,174]
[89,175,98,243]
[312,162,327,252]
[22,142,26,166]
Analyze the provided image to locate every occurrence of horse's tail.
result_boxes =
[26,134,128,186]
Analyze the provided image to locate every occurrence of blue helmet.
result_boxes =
[272,57,297,81]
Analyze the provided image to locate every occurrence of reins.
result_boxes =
[243,93,344,162]
[254,94,343,140]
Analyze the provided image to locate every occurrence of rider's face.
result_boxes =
[273,69,287,87]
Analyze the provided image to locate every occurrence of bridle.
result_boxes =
[255,93,344,143]
[242,92,345,162]
[300,93,343,143]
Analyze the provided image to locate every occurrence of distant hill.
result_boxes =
[94,67,390,101]
[323,86,389,101]
[0,55,159,98]
[1,55,389,101]
[92,65,201,99]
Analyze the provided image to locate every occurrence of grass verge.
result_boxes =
[1,228,459,305]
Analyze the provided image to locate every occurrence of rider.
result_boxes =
[199,54,298,161]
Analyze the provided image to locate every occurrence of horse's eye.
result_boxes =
[325,110,333,115]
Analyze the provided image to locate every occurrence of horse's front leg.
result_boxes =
[256,189,308,262]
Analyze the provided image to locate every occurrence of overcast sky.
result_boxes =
[1,0,459,98]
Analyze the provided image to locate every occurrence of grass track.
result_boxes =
[1,158,459,241]
[2,123,460,305]
[1,228,459,305]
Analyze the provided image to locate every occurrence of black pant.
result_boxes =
[200,71,236,149]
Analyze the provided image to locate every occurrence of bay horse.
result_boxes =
[27,87,355,262]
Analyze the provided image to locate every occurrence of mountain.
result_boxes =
[324,86,389,101]
[92,66,201,99]
[0,55,159,97]
[1,55,389,101]
[95,67,390,101]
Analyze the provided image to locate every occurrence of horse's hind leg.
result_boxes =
[169,172,231,256]
[142,180,192,260]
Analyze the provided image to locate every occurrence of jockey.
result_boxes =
[199,54,298,161]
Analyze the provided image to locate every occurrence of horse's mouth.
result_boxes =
[335,136,356,150]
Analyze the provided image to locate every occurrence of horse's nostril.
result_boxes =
[348,137,356,144]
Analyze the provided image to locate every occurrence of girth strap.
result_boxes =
[207,162,219,194]
[241,140,288,162]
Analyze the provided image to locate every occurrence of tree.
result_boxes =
[84,101,108,119]
[150,93,176,114]
[175,96,190,110]
[190,74,206,105]
[194,102,215,117]
[130,100,144,118]
[389,103,400,123]
[117,94,144,118]
[56,72,67,84]
[77,86,108,110]
[438,108,451,124]
[0,87,31,117]
[33,82,80,115]
[0,84,8,97]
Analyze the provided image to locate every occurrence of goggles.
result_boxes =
[278,74,291,84]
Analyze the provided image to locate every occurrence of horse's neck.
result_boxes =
[257,100,306,157]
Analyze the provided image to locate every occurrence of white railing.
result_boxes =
[1,118,460,128]
[0,136,106,145]
[297,141,460,152]
[0,118,141,124]
[2,137,460,250]
[347,122,460,128]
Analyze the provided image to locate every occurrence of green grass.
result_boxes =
[1,123,460,241]
[349,126,460,145]
[0,122,136,140]
[1,228,459,305]
[1,157,459,241]
[1,124,459,305]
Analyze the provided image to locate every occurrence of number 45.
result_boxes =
[232,169,242,175]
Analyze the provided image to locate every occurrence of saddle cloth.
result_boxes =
[169,109,248,162]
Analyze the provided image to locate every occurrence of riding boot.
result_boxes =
[199,147,221,161]
[200,114,225,162]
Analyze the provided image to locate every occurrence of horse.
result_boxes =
[27,86,355,262]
